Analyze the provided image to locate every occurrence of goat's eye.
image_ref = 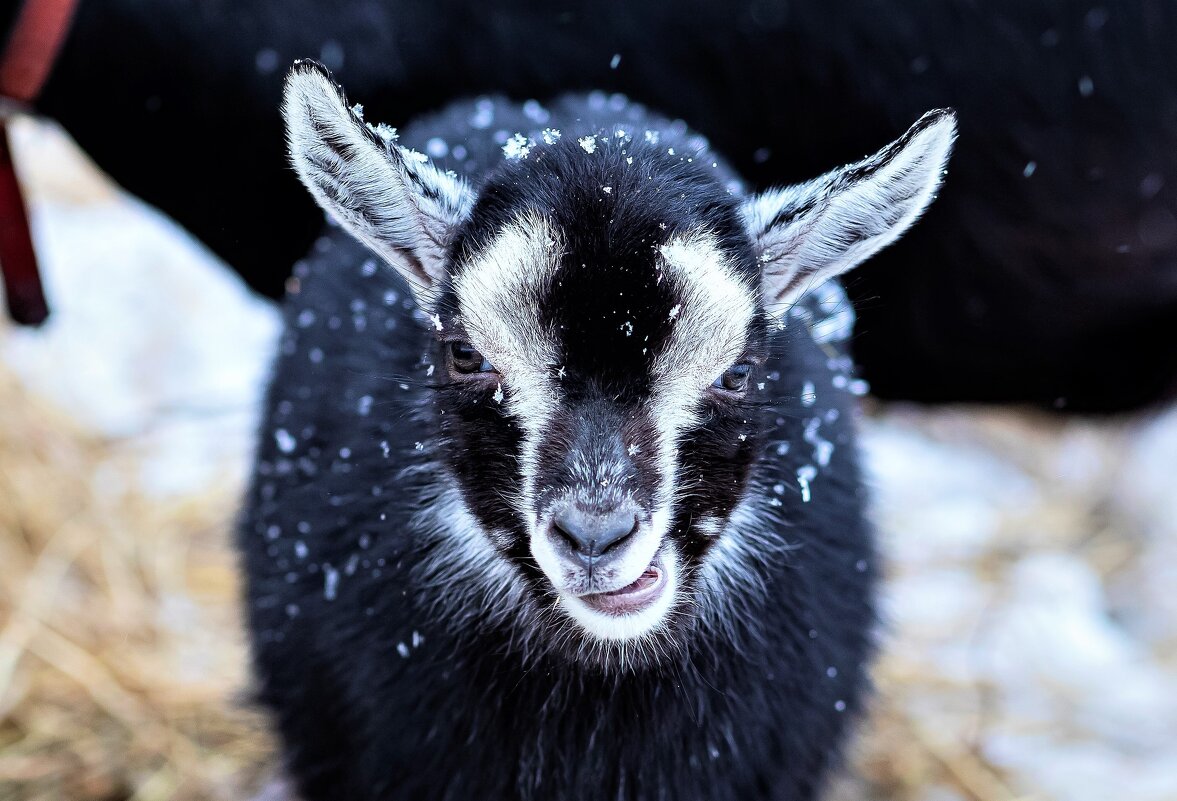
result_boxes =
[449,341,496,374]
[713,363,752,393]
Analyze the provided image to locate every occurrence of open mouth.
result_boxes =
[578,559,666,616]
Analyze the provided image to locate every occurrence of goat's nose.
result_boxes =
[551,504,638,560]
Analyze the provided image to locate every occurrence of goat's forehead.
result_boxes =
[450,214,757,386]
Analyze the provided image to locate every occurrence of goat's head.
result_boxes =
[282,61,955,662]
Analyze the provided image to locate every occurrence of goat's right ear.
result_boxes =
[282,61,473,295]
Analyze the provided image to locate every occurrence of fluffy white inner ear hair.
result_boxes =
[282,60,474,294]
[743,108,957,311]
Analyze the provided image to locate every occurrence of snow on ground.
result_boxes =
[2,119,1176,801]
[3,120,281,497]
[851,408,1177,801]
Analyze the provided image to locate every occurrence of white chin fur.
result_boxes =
[560,552,679,642]
[529,507,676,641]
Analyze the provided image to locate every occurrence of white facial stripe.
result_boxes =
[453,212,564,524]
[647,233,756,518]
[453,212,563,395]
[654,234,756,407]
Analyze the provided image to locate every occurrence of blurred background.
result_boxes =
[2,1,1177,799]
[2,117,1175,801]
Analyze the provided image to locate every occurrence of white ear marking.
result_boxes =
[282,60,474,296]
[744,108,957,311]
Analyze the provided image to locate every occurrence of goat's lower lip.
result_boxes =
[578,562,665,616]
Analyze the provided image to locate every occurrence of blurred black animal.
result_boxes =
[9,0,1176,410]
[239,62,954,800]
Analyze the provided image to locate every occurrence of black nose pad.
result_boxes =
[551,505,639,561]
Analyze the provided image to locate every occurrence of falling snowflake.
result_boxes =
[274,428,296,454]
[522,99,550,123]
[801,381,816,407]
[797,465,818,503]
[323,564,340,601]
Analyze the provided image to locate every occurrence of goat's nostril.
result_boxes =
[551,517,585,555]
[600,518,639,555]
[551,506,639,559]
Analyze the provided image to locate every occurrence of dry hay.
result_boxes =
[0,362,273,801]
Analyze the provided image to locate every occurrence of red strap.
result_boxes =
[0,0,78,325]
[0,0,78,102]
[0,126,46,324]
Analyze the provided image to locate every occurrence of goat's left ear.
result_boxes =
[743,109,956,311]
[282,60,474,295]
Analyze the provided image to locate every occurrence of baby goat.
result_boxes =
[240,61,954,801]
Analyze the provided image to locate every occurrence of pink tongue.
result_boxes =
[608,567,660,596]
